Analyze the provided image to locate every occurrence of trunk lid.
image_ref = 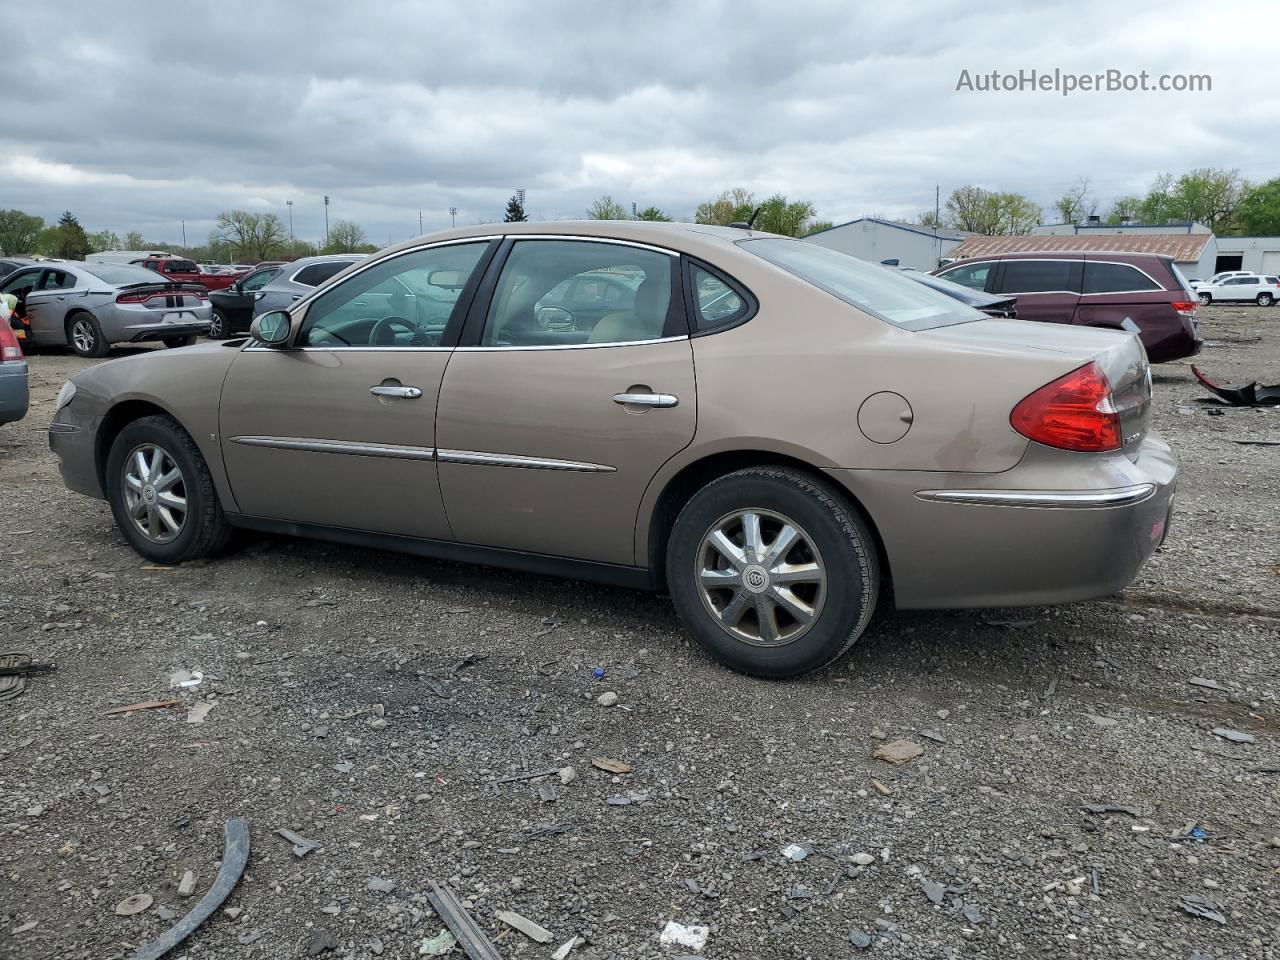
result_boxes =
[922,318,1151,460]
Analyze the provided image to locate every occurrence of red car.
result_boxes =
[135,256,238,292]
[934,251,1201,363]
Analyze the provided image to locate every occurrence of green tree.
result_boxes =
[124,230,146,249]
[1137,168,1247,232]
[0,210,44,256]
[88,229,122,253]
[916,211,944,229]
[1053,177,1096,224]
[586,195,628,220]
[43,211,92,260]
[695,188,755,226]
[503,194,528,222]
[1103,195,1142,224]
[634,206,672,221]
[802,220,835,236]
[753,194,816,236]
[1234,178,1280,236]
[944,186,1040,234]
[322,219,368,253]
[215,210,287,260]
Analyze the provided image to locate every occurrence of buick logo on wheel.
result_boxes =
[743,565,770,594]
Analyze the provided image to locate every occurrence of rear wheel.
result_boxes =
[1257,293,1274,307]
[1198,292,1212,306]
[208,309,229,339]
[105,415,231,564]
[666,467,879,678]
[68,313,110,358]
[163,335,197,348]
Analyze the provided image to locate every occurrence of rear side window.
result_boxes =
[40,270,77,290]
[1267,276,1279,284]
[1082,262,1161,294]
[937,262,992,291]
[687,263,752,331]
[999,260,1079,294]
[165,260,199,273]
[293,261,353,287]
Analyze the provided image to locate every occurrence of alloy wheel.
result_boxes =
[209,311,224,337]
[1259,294,1273,306]
[72,318,96,353]
[695,508,826,646]
[121,444,188,543]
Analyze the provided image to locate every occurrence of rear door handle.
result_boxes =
[613,392,679,408]
[370,385,422,399]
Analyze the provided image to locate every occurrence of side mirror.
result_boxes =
[536,305,575,330]
[250,310,292,346]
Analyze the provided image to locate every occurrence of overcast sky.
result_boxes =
[4,0,1277,248]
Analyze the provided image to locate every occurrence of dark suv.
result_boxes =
[934,251,1201,363]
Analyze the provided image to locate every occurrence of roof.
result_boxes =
[947,233,1212,262]
[804,217,974,242]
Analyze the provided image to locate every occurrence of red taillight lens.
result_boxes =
[1170,300,1198,318]
[0,322,22,361]
[1010,361,1121,453]
[116,291,152,304]
[196,290,209,300]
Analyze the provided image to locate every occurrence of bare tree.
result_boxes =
[215,210,287,260]
[1054,177,1096,224]
[586,195,629,220]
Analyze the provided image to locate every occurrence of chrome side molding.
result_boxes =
[915,484,1156,509]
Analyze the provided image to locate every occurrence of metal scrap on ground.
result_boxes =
[105,699,181,715]
[275,827,320,858]
[1191,365,1280,406]
[129,818,250,960]
[426,882,504,960]
[496,910,553,943]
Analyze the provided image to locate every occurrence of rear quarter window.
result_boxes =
[293,261,353,286]
[1082,262,1161,294]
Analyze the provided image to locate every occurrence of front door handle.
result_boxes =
[370,385,422,399]
[613,392,679,408]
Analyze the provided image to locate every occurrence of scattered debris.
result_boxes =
[781,843,812,862]
[304,929,339,955]
[849,929,872,949]
[659,920,709,952]
[1081,803,1141,817]
[1188,677,1229,691]
[333,761,354,774]
[919,728,946,743]
[238,929,263,945]
[1177,894,1227,925]
[274,828,319,858]
[105,699,181,716]
[788,884,815,899]
[497,909,553,943]
[591,757,632,774]
[873,740,923,765]
[129,818,250,960]
[168,669,203,689]
[596,691,619,707]
[1212,727,1256,744]
[984,618,1037,628]
[367,877,395,894]
[115,893,154,916]
[0,652,56,702]
[558,766,576,785]
[1041,677,1058,700]
[962,903,984,924]
[851,852,876,866]
[1191,365,1280,406]
[538,783,558,803]
[551,935,583,959]
[450,653,488,676]
[1088,715,1120,727]
[605,794,631,806]
[425,882,504,960]
[871,778,892,796]
[185,702,215,724]
[419,930,457,956]
[1232,438,1280,446]
[923,880,945,904]
[487,767,561,784]
[177,871,197,897]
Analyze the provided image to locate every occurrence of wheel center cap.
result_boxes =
[142,485,157,504]
[742,564,770,594]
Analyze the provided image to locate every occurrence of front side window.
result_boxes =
[937,262,992,291]
[298,242,488,348]
[689,264,750,330]
[482,240,675,346]
[1082,262,1160,294]
[240,268,279,292]
[742,238,982,331]
[1,269,41,297]
[999,260,1079,294]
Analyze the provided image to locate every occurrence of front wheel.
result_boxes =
[105,415,231,564]
[68,313,110,358]
[1257,293,1274,307]
[666,467,879,678]
[1198,292,1212,306]
[163,335,197,348]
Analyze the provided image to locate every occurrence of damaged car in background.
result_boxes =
[48,221,1176,677]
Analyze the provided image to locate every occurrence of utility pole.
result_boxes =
[323,195,330,248]
[449,206,458,228]
[181,220,186,247]
[934,184,941,266]
[418,210,423,235]
[286,200,294,243]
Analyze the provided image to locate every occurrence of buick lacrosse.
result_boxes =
[49,221,1176,676]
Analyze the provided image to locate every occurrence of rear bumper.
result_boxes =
[127,323,210,343]
[0,362,29,424]
[1142,313,1201,364]
[99,304,212,344]
[826,431,1178,609]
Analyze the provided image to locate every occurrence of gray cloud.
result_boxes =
[2,0,1275,247]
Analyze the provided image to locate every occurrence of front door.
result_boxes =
[435,237,696,566]
[218,240,494,539]
[993,258,1082,324]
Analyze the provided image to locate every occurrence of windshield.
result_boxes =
[740,238,983,330]
[82,264,170,286]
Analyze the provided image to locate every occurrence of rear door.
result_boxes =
[992,258,1081,324]
[434,236,696,566]
[23,268,83,343]
[1074,257,1171,333]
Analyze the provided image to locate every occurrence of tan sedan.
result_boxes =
[49,221,1176,677]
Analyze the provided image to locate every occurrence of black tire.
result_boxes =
[208,309,229,339]
[666,467,879,678]
[105,414,232,564]
[1257,293,1273,307]
[67,312,110,358]
[1198,292,1212,306]
[163,335,197,348]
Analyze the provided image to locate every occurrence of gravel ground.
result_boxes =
[2,307,1277,960]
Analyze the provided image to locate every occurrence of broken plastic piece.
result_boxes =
[1178,894,1227,925]
[275,827,320,858]
[130,818,250,960]
[496,910,553,943]
[1191,365,1280,406]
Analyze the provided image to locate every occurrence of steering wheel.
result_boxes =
[368,316,422,346]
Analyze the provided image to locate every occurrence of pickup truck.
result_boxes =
[135,256,239,292]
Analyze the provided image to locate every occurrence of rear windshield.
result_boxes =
[740,238,982,330]
[82,264,168,286]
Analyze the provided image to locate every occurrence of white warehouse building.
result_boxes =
[804,218,974,271]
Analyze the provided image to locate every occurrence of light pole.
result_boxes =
[449,206,457,228]
[323,195,330,248]
[286,200,294,244]
[181,219,186,247]
[418,210,423,235]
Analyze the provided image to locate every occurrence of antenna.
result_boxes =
[728,206,763,230]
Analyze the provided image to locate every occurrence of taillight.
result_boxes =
[1170,300,1198,318]
[196,290,209,300]
[1010,361,1121,453]
[0,322,22,361]
[116,291,152,304]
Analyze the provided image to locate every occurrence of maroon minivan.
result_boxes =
[934,252,1201,363]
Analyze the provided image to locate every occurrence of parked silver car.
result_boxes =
[0,262,211,357]
[251,254,365,316]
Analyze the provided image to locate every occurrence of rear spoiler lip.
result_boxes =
[112,282,208,295]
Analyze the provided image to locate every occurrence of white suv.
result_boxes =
[1196,274,1279,306]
